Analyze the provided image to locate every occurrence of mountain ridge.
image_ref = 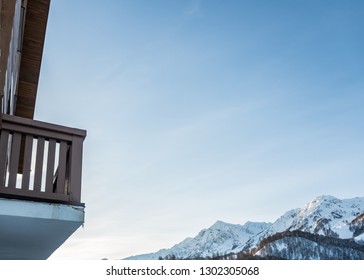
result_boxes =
[125,195,364,260]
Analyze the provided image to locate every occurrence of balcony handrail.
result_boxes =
[0,114,86,205]
[0,114,86,139]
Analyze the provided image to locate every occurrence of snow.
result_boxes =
[125,195,364,260]
[243,195,364,252]
[354,233,364,244]
[125,221,271,260]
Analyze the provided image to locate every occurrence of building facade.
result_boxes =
[0,0,86,259]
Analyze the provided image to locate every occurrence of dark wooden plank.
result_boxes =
[21,134,34,190]
[33,137,45,192]
[0,130,10,188]
[2,114,86,137]
[8,132,22,188]
[2,121,74,141]
[69,136,84,203]
[0,186,69,202]
[45,139,56,193]
[55,141,68,194]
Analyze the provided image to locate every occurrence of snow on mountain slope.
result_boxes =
[254,235,364,260]
[355,234,364,244]
[125,221,271,260]
[125,195,364,260]
[242,195,364,251]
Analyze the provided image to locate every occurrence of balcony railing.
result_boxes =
[0,114,86,205]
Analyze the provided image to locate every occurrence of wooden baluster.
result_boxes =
[33,137,45,192]
[55,141,68,194]
[69,135,84,203]
[0,130,10,188]
[45,139,56,194]
[21,134,34,191]
[8,132,22,188]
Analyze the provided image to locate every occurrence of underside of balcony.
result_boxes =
[0,197,84,259]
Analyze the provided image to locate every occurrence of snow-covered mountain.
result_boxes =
[126,221,271,260]
[241,195,364,252]
[252,230,364,260]
[125,195,364,260]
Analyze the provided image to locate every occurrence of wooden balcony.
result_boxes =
[0,114,86,205]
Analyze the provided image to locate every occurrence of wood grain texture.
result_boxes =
[15,0,51,119]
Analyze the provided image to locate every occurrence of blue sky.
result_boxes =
[36,0,364,259]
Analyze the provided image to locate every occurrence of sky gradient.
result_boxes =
[35,0,364,259]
